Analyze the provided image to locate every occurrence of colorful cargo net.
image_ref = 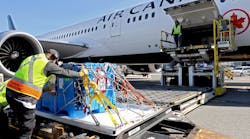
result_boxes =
[37,63,157,127]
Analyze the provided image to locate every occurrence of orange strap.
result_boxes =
[7,79,42,100]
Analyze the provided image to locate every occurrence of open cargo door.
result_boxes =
[164,0,219,29]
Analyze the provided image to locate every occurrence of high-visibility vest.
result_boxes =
[0,81,8,108]
[7,54,53,100]
[173,24,181,35]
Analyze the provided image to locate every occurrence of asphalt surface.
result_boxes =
[128,74,250,139]
[186,77,250,139]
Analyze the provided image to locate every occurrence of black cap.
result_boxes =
[47,49,59,59]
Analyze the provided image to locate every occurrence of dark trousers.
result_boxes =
[0,107,9,139]
[174,34,182,47]
[6,91,36,139]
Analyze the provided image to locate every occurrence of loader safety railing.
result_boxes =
[213,18,236,50]
[160,30,175,51]
[213,18,236,76]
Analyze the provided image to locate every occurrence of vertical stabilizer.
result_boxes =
[7,15,16,30]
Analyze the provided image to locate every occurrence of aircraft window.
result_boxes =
[152,12,155,18]
[63,34,66,38]
[112,23,114,27]
[95,26,98,30]
[139,15,142,21]
[145,14,148,19]
[78,31,80,35]
[66,34,68,37]
[103,24,106,29]
[127,18,130,23]
[84,29,87,33]
[133,17,136,22]
[75,32,77,36]
[88,28,90,32]
[81,30,83,34]
[91,27,94,31]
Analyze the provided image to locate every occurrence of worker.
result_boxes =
[218,15,229,41]
[172,19,183,48]
[5,49,87,139]
[0,80,10,138]
[218,15,229,31]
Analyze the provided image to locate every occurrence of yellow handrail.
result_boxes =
[213,19,219,76]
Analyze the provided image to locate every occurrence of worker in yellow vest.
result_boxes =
[6,49,87,139]
[0,80,10,138]
[172,20,183,48]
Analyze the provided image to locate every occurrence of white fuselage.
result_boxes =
[38,0,250,59]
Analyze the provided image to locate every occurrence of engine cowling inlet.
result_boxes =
[0,31,43,77]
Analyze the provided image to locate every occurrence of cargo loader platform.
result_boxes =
[127,86,215,114]
[34,86,215,138]
[36,104,169,137]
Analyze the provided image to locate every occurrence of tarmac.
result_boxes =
[128,74,250,139]
[186,76,250,139]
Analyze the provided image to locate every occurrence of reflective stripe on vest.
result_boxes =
[173,25,181,35]
[7,53,51,100]
[0,81,8,107]
[7,78,42,99]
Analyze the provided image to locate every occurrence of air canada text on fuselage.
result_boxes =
[97,0,182,23]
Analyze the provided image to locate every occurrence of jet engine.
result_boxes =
[0,31,43,77]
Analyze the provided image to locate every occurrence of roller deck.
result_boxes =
[33,85,214,138]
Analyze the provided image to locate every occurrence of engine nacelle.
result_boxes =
[0,31,43,77]
[126,64,162,75]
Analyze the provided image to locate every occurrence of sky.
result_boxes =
[0,0,151,36]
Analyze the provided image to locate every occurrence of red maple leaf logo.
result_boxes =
[230,13,245,28]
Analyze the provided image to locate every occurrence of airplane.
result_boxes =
[0,0,249,77]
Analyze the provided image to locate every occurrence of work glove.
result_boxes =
[79,66,89,77]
